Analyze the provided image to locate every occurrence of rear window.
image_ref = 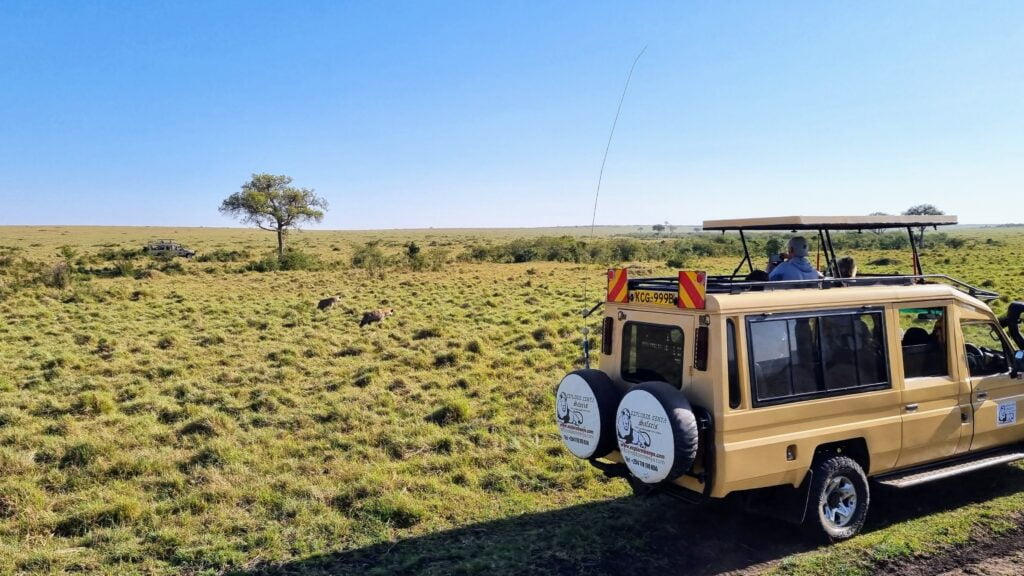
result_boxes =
[621,322,684,387]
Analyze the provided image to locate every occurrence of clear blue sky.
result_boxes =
[2,1,1022,228]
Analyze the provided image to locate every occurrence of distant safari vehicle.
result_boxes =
[144,239,195,259]
[556,215,1024,541]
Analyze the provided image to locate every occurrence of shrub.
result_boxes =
[197,249,250,262]
[159,260,185,274]
[434,351,459,368]
[278,249,320,271]
[114,259,135,277]
[46,263,74,288]
[246,249,320,273]
[351,242,387,276]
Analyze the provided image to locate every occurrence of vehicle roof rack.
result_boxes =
[702,215,958,231]
[700,214,958,280]
[626,273,998,302]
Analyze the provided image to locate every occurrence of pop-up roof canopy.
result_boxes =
[703,214,958,279]
[703,215,957,231]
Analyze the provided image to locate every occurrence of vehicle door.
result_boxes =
[894,303,968,467]
[612,308,695,393]
[957,308,1024,452]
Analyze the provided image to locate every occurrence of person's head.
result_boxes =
[787,236,810,259]
[837,256,857,278]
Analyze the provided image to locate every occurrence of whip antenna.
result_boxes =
[581,46,647,368]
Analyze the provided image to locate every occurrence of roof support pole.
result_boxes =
[730,230,753,279]
[824,229,839,277]
[907,226,923,276]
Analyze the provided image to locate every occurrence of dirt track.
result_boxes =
[889,526,1024,576]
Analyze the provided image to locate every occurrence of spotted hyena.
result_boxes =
[317,296,340,311]
[359,308,394,327]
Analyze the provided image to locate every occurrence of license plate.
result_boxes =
[627,290,677,307]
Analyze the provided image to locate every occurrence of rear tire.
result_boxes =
[804,455,869,541]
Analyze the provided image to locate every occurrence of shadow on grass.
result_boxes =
[234,465,1024,576]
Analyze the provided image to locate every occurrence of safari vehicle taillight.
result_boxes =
[602,317,614,356]
[694,325,709,371]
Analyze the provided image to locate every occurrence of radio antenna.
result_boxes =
[581,45,646,368]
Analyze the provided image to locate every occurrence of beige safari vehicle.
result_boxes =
[555,215,1024,541]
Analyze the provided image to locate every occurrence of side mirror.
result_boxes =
[1014,350,1024,378]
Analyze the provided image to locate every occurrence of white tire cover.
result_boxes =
[616,389,675,483]
[555,373,603,458]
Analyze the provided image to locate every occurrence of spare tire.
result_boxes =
[615,381,699,484]
[555,369,622,459]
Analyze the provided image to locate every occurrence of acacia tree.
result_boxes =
[219,174,328,258]
[902,204,944,246]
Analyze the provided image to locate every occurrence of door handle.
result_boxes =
[977,391,989,400]
[905,403,919,412]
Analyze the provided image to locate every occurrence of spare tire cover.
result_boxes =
[616,381,699,484]
[555,369,621,459]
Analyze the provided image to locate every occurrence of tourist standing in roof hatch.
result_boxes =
[768,236,823,281]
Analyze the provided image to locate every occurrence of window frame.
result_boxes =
[960,320,1013,377]
[620,321,685,388]
[746,307,891,408]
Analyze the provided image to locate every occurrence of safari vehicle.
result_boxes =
[555,215,1024,541]
[144,239,195,259]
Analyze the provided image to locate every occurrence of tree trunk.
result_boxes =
[277,227,285,259]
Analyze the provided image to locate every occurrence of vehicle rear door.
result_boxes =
[612,307,695,392]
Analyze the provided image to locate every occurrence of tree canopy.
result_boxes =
[219,174,328,258]
[902,204,944,216]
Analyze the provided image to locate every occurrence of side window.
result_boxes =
[819,312,888,390]
[899,307,948,378]
[727,320,740,409]
[961,321,1010,377]
[621,322,684,387]
[748,310,889,406]
[748,317,823,402]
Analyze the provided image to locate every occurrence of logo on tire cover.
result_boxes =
[555,374,602,458]
[616,390,674,483]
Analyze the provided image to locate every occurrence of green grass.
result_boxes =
[1,225,1023,574]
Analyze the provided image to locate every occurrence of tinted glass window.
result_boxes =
[748,310,889,406]
[749,317,822,401]
[820,312,887,390]
[621,322,684,387]
[899,307,948,378]
[961,321,1010,377]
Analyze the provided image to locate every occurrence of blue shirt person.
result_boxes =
[768,236,823,281]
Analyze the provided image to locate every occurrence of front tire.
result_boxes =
[805,455,869,541]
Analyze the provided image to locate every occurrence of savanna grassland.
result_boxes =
[2,225,1024,576]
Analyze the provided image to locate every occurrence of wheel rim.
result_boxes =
[821,475,858,529]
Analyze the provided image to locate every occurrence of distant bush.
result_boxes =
[351,241,387,277]
[197,249,250,263]
[159,260,185,275]
[278,249,320,271]
[246,249,320,273]
[97,248,142,262]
